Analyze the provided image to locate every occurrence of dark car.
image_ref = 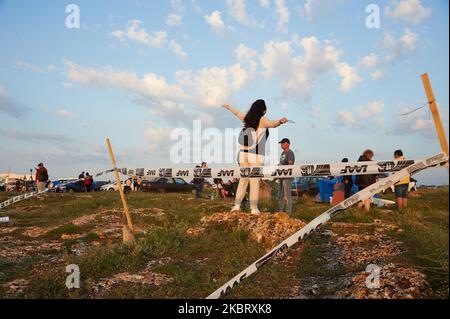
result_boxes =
[63,180,109,192]
[141,177,195,193]
[291,177,321,196]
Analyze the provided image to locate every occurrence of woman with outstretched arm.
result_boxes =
[223,99,288,214]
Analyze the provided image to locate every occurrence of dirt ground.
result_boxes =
[0,188,448,299]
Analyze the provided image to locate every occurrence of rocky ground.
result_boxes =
[287,221,431,299]
[0,189,447,298]
[187,211,306,248]
[187,211,433,299]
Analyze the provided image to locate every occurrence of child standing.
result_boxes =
[393,150,410,210]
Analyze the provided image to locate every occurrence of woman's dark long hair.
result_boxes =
[243,99,267,130]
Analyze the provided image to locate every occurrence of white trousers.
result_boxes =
[234,151,264,210]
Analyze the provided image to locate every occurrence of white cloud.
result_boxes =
[358,101,385,118]
[385,0,431,23]
[166,13,182,26]
[56,109,74,118]
[335,110,357,126]
[0,85,5,96]
[360,53,378,69]
[234,43,257,72]
[204,11,226,35]
[111,20,167,48]
[260,40,292,79]
[333,101,385,128]
[260,36,359,99]
[235,44,257,62]
[370,69,384,81]
[382,28,418,62]
[64,60,188,100]
[144,98,214,126]
[16,60,56,73]
[169,39,188,59]
[226,0,248,24]
[62,82,73,88]
[175,63,251,108]
[304,0,347,20]
[171,0,183,12]
[275,0,290,33]
[226,0,262,27]
[335,62,362,92]
[146,126,172,152]
[260,0,270,8]
[389,106,435,138]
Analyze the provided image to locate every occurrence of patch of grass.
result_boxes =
[1,188,448,299]
[46,223,92,239]
[84,232,100,242]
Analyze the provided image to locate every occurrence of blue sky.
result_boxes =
[0,0,448,184]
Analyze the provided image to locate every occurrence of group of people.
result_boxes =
[77,171,94,192]
[31,99,411,215]
[213,178,239,199]
[339,149,410,211]
[124,176,142,193]
[221,99,410,216]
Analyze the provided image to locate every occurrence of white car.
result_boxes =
[100,181,125,191]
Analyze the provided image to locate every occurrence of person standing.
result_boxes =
[135,176,142,191]
[355,149,377,212]
[223,100,288,214]
[277,138,295,215]
[393,149,409,210]
[84,172,93,192]
[341,158,354,199]
[35,163,49,192]
[78,171,85,192]
[124,178,132,194]
[192,165,204,199]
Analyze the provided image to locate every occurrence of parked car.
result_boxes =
[100,181,125,192]
[5,178,19,192]
[93,181,111,191]
[63,180,111,192]
[141,177,196,193]
[48,178,78,192]
[0,180,5,192]
[291,177,320,196]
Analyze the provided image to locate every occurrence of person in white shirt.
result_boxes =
[223,100,288,214]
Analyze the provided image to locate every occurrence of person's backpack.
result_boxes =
[238,127,254,146]
[238,127,269,150]
[39,168,49,182]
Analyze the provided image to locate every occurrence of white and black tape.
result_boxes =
[205,152,448,299]
[117,158,421,179]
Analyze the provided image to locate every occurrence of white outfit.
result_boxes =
[225,105,281,210]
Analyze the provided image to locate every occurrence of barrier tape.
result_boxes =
[117,158,422,179]
[0,168,119,210]
[2,155,447,210]
[206,152,448,299]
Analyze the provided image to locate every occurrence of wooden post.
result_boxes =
[421,73,449,160]
[106,138,135,244]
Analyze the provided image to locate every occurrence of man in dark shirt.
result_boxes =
[341,158,353,199]
[35,163,49,192]
[277,138,295,215]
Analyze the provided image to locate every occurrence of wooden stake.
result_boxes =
[421,73,449,160]
[106,138,135,243]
